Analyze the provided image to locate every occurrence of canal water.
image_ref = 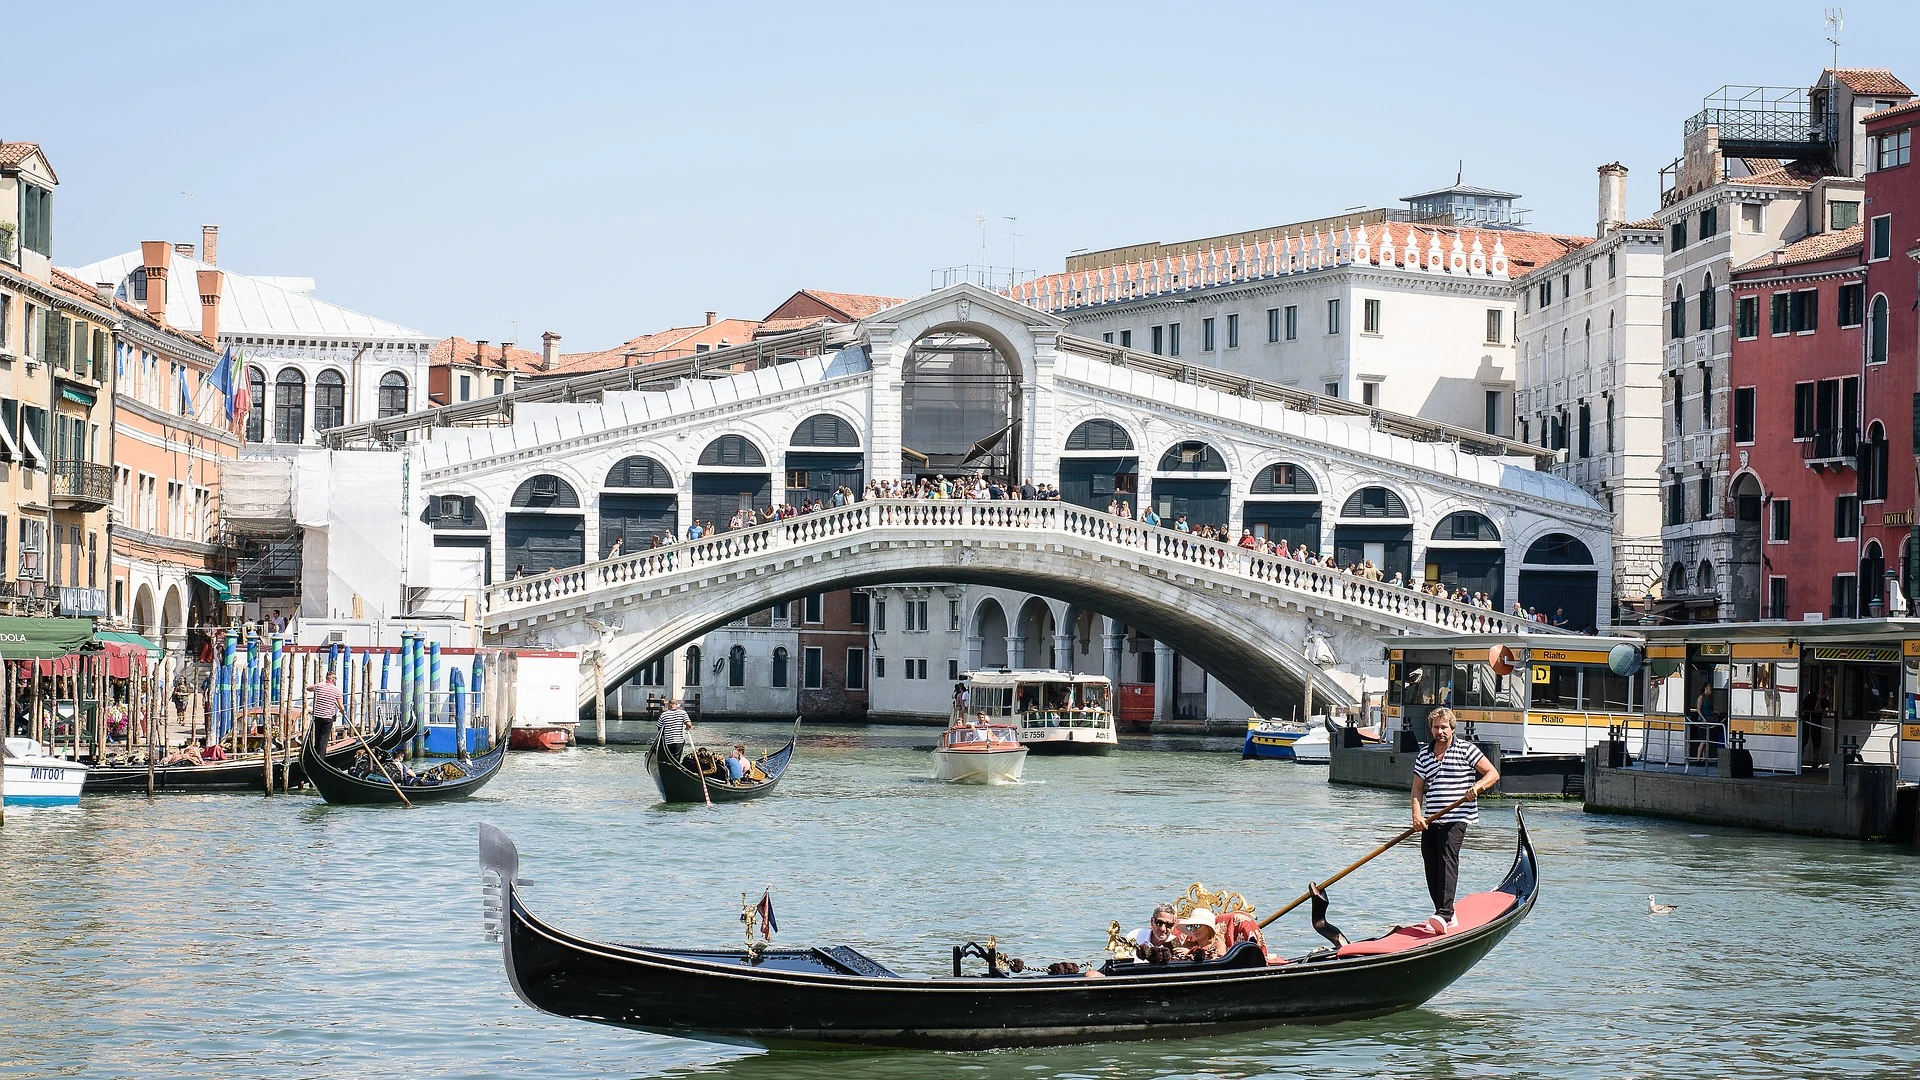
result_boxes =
[3,724,1916,1080]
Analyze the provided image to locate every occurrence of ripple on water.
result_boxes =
[3,725,1918,1080]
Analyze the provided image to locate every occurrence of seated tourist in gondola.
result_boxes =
[725,745,748,783]
[199,739,229,762]
[1178,909,1224,961]
[1123,903,1183,962]
[161,741,205,767]
[387,752,418,784]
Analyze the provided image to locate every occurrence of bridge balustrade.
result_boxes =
[485,500,1550,637]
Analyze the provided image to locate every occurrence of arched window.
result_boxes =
[273,369,306,444]
[1668,562,1688,594]
[1340,486,1408,519]
[420,494,486,529]
[1434,511,1500,541]
[1157,441,1226,472]
[1525,534,1595,565]
[790,414,860,447]
[728,645,746,687]
[510,474,580,508]
[772,647,789,688]
[1671,284,1686,340]
[244,366,266,442]
[1250,462,1317,494]
[685,645,702,687]
[698,434,766,468]
[1864,540,1887,609]
[378,372,409,418]
[312,369,346,431]
[1696,560,1716,593]
[1870,294,1889,365]
[605,455,673,489]
[1698,272,1715,331]
[1066,419,1135,451]
[1863,423,1890,502]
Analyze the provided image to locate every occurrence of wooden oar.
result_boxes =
[1257,787,1482,929]
[342,716,413,809]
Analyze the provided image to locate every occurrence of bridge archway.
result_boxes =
[1015,597,1057,669]
[971,598,1010,669]
[786,413,864,505]
[1244,460,1321,552]
[1058,417,1140,513]
[1335,485,1413,581]
[1519,533,1598,630]
[602,455,676,556]
[507,474,584,575]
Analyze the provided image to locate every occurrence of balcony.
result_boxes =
[49,459,112,511]
[1683,85,1835,161]
[1803,427,1858,472]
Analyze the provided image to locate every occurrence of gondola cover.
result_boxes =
[477,810,1538,1049]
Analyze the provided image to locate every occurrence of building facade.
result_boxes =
[1656,68,1912,621]
[0,142,116,620]
[1864,98,1920,612]
[1514,164,1668,618]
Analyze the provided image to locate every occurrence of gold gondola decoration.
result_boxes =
[1171,882,1257,919]
[741,892,765,960]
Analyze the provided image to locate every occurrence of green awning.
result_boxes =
[97,629,160,652]
[59,385,97,407]
[191,573,234,600]
[0,615,96,660]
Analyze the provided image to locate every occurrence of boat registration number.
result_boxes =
[28,767,69,780]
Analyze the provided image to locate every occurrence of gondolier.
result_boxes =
[308,671,344,748]
[657,700,691,764]
[1411,707,1499,934]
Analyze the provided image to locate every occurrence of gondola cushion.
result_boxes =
[1333,890,1517,957]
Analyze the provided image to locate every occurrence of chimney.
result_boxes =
[541,331,561,371]
[705,311,717,327]
[1596,162,1628,238]
[196,269,224,343]
[94,281,115,301]
[139,240,171,320]
[500,341,514,367]
[474,340,488,367]
[201,224,219,266]
[174,242,196,260]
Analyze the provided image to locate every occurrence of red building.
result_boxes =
[1730,100,1920,620]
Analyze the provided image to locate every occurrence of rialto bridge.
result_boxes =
[388,285,1608,716]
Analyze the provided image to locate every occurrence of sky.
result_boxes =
[20,0,1920,352]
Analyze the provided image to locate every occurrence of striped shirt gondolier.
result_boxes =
[309,681,344,720]
[1414,739,1486,825]
[657,707,691,744]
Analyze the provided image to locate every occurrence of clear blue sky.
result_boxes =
[24,0,1920,351]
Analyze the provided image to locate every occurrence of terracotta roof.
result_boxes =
[1866,98,1920,125]
[1732,225,1863,274]
[763,289,904,323]
[1827,68,1913,96]
[755,315,831,335]
[1622,217,1663,230]
[544,317,764,377]
[1010,224,1590,310]
[1735,159,1825,189]
[428,336,544,373]
[0,141,52,180]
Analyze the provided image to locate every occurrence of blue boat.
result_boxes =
[1242,718,1308,759]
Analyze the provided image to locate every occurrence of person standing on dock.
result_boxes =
[307,670,344,749]
[657,699,692,763]
[1410,707,1498,934]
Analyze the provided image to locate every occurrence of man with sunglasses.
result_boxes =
[1122,904,1185,962]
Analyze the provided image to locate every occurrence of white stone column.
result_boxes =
[1007,632,1027,669]
[1026,328,1060,489]
[1102,622,1124,687]
[866,328,905,485]
[1153,640,1175,723]
[1052,631,1074,672]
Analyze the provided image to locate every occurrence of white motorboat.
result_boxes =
[3,737,89,806]
[1290,718,1332,764]
[965,670,1118,755]
[931,718,1027,784]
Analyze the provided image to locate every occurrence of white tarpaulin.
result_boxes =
[219,456,296,535]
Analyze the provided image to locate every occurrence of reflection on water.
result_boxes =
[2,724,1916,1080]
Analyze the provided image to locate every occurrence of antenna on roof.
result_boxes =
[1824,8,1843,72]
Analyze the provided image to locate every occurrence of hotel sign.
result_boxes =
[1881,510,1915,527]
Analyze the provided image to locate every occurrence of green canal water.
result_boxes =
[2,724,1916,1079]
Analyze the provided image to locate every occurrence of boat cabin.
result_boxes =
[964,671,1113,735]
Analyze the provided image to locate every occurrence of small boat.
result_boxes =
[1290,720,1331,765]
[509,719,576,752]
[932,718,1027,784]
[967,670,1118,755]
[3,737,89,806]
[644,719,798,804]
[1242,717,1308,759]
[300,727,507,805]
[87,753,291,793]
[477,810,1540,1050]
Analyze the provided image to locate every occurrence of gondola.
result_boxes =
[643,719,797,804]
[86,755,292,792]
[302,728,507,805]
[478,810,1540,1050]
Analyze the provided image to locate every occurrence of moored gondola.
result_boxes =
[86,755,292,792]
[302,728,506,805]
[478,810,1540,1050]
[643,720,797,804]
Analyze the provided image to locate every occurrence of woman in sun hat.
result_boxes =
[1178,908,1224,961]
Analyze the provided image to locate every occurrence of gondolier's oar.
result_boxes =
[1257,787,1480,929]
[347,720,413,809]
[697,751,713,806]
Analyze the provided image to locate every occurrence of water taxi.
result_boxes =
[1291,720,1331,764]
[3,737,89,806]
[931,717,1027,784]
[965,671,1116,754]
[1242,718,1308,759]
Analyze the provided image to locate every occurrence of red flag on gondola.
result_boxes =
[755,889,777,941]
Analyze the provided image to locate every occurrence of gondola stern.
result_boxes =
[479,824,548,1016]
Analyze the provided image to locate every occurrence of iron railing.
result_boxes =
[50,459,112,507]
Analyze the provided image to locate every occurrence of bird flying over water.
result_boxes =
[1648,895,1677,915]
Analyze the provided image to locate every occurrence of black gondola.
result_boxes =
[86,755,292,792]
[302,729,506,805]
[477,810,1540,1050]
[643,719,798,804]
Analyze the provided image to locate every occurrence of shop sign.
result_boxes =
[59,587,107,618]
